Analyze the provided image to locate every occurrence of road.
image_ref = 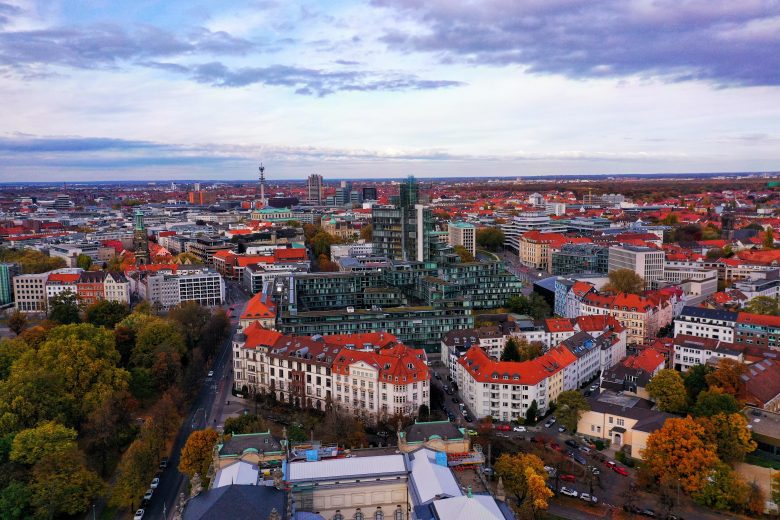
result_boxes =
[142,280,250,519]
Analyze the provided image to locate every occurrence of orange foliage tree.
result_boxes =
[179,428,218,479]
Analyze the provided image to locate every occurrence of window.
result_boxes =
[334,514,344,520]
[374,510,384,520]
[354,511,364,520]
[394,507,404,520]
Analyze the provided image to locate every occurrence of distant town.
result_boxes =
[1,170,780,520]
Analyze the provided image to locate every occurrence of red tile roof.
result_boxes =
[457,344,576,386]
[240,292,277,321]
[737,312,780,328]
[622,349,665,373]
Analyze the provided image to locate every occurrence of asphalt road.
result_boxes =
[141,280,250,520]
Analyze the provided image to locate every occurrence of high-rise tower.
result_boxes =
[258,163,267,206]
[306,174,324,205]
[133,209,150,265]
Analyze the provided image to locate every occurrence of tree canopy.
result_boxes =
[603,268,645,294]
[555,390,589,432]
[743,295,780,316]
[179,428,219,480]
[646,369,689,414]
[494,452,553,515]
[476,227,505,251]
[453,245,475,263]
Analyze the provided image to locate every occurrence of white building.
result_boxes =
[447,222,476,256]
[673,335,744,372]
[673,306,737,343]
[13,272,49,312]
[608,245,664,289]
[135,266,225,309]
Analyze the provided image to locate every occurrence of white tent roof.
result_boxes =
[409,448,462,504]
[213,461,259,488]
[432,495,505,520]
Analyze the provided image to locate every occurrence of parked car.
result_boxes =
[496,432,509,438]
[159,457,168,470]
[550,442,562,452]
[150,477,160,489]
[560,487,578,497]
[377,431,389,438]
[639,508,656,517]
[579,446,591,453]
[544,419,555,427]
[571,452,587,465]
[463,414,472,422]
[143,489,153,501]
[565,440,579,449]
[560,474,576,482]
[544,466,556,476]
[467,429,478,437]
[580,493,592,502]
[612,465,629,476]
[494,424,511,431]
[482,467,494,476]
[207,371,214,378]
[591,467,600,476]
[434,373,441,380]
[605,460,616,469]
[133,510,145,520]
[513,426,527,432]
[558,426,567,433]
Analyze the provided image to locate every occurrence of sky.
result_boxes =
[1,0,780,182]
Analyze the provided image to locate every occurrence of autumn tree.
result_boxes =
[705,358,747,395]
[360,223,373,241]
[29,450,104,518]
[85,300,130,329]
[111,437,158,510]
[0,481,32,520]
[10,421,78,464]
[603,268,645,294]
[224,414,266,435]
[506,294,551,320]
[131,318,186,369]
[453,245,475,263]
[168,301,210,350]
[646,369,688,413]
[309,230,341,258]
[555,391,590,432]
[316,253,339,272]
[698,413,756,464]
[643,417,719,494]
[743,295,780,316]
[763,227,775,249]
[476,227,505,251]
[494,452,553,515]
[7,310,26,336]
[82,390,138,476]
[179,428,218,479]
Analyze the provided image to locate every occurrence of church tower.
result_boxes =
[133,209,150,265]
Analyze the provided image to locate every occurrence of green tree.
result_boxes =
[76,253,93,270]
[82,390,138,476]
[743,295,780,316]
[10,421,77,464]
[111,437,158,510]
[603,268,645,294]
[555,391,590,432]
[0,481,32,520]
[85,300,130,329]
[692,462,754,513]
[646,369,688,413]
[501,337,522,361]
[698,413,756,464]
[0,248,66,274]
[684,364,713,401]
[7,310,27,336]
[310,230,341,258]
[476,227,505,251]
[418,404,430,421]
[691,391,740,418]
[223,414,266,435]
[168,301,210,350]
[48,289,81,324]
[30,448,104,519]
[131,318,186,369]
[179,428,218,479]
[525,400,539,425]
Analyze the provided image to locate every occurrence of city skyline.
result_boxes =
[2,0,780,181]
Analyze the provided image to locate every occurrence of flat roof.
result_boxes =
[288,454,407,482]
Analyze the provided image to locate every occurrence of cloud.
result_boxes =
[170,61,464,96]
[0,23,254,70]
[0,2,21,29]
[372,0,780,86]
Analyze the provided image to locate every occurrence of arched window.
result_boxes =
[354,511,364,520]
[375,509,384,520]
[333,514,344,520]
[394,506,404,520]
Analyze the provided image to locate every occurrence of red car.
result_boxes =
[494,424,511,431]
[605,460,616,469]
[560,474,576,482]
[550,442,561,452]
[612,465,629,476]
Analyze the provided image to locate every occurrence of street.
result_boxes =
[142,280,250,519]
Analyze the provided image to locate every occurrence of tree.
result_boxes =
[168,301,210,350]
[223,414,266,435]
[453,245,475,263]
[603,268,645,294]
[692,462,755,513]
[764,227,775,249]
[29,448,104,519]
[684,364,713,402]
[310,230,341,258]
[360,223,373,241]
[316,253,339,272]
[476,227,505,251]
[525,400,539,425]
[705,358,747,395]
[0,481,32,520]
[7,310,26,336]
[691,391,740,418]
[643,417,719,494]
[82,390,138,476]
[494,452,553,515]
[48,289,81,324]
[76,253,92,270]
[111,437,158,510]
[85,300,130,329]
[743,295,780,316]
[505,294,550,320]
[10,421,78,465]
[131,318,186,369]
[179,428,218,479]
[555,391,590,432]
[646,369,688,413]
[698,413,756,464]
[501,337,522,361]
[0,248,66,274]
[418,404,430,421]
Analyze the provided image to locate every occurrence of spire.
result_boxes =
[259,162,267,206]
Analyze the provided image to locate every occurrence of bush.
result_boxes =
[593,439,606,451]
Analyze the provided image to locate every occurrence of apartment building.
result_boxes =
[500,212,568,254]
[447,221,476,256]
[673,306,737,342]
[518,231,590,271]
[580,290,676,345]
[551,243,609,276]
[103,271,131,304]
[135,266,225,309]
[45,272,80,301]
[185,236,236,266]
[608,245,664,289]
[232,323,428,421]
[76,271,107,306]
[456,344,577,421]
[673,334,744,372]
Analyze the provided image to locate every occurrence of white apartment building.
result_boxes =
[104,272,131,304]
[499,212,568,254]
[608,245,664,289]
[447,222,476,256]
[672,335,744,372]
[136,267,225,309]
[673,306,737,343]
